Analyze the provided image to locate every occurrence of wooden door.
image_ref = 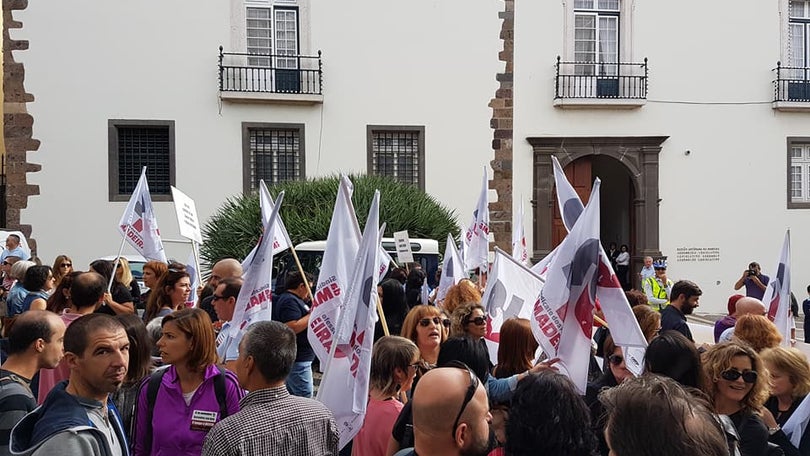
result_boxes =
[551,157,592,247]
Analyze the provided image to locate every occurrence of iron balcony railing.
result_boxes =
[554,56,648,100]
[218,46,322,95]
[774,62,810,102]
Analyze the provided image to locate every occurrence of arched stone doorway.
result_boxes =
[528,136,668,284]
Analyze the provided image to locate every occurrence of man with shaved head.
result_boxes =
[395,366,492,456]
[718,296,767,342]
[200,258,243,322]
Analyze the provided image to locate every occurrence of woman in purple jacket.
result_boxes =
[132,308,244,456]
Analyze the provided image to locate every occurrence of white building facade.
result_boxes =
[14,0,501,268]
[509,0,810,313]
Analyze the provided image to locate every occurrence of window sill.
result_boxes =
[220,91,324,105]
[772,101,810,112]
[553,98,646,109]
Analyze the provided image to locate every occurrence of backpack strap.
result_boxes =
[213,365,238,420]
[143,368,168,454]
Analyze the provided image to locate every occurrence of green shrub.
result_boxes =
[200,174,459,265]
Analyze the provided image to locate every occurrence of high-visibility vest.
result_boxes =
[645,277,670,310]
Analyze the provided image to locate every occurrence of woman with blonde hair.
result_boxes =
[701,342,771,456]
[733,314,783,353]
[442,278,481,315]
[760,346,810,454]
[450,301,487,339]
[50,254,72,287]
[352,336,419,456]
[400,305,449,378]
[115,257,142,309]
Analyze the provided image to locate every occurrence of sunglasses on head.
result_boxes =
[443,360,480,438]
[721,369,758,383]
[464,315,488,326]
[419,317,452,328]
[608,354,624,366]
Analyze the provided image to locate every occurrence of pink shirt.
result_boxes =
[37,311,85,403]
[352,397,404,456]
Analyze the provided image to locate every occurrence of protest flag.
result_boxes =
[241,179,293,268]
[436,234,465,303]
[531,181,601,393]
[318,191,383,449]
[512,199,529,265]
[783,390,810,447]
[117,167,167,263]
[482,247,544,361]
[226,192,284,347]
[463,167,490,272]
[763,230,791,346]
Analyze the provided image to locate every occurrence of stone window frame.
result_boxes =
[366,125,426,190]
[241,122,306,194]
[787,136,810,209]
[107,119,176,202]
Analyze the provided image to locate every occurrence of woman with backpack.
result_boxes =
[132,308,244,456]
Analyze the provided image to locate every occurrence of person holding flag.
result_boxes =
[271,271,316,398]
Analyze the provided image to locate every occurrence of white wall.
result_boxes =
[513,0,809,313]
[16,0,501,270]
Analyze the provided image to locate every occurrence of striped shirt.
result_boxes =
[0,369,36,456]
[201,385,338,456]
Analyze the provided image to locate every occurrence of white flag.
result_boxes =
[463,167,490,271]
[783,390,810,447]
[242,179,293,268]
[318,191,383,449]
[436,234,465,303]
[482,248,545,361]
[227,192,284,346]
[763,230,791,346]
[552,156,584,232]
[531,182,601,394]
[184,251,200,308]
[512,200,529,265]
[117,167,167,262]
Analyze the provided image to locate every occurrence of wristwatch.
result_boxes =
[768,425,781,436]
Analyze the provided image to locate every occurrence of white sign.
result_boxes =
[393,230,414,264]
[171,187,203,244]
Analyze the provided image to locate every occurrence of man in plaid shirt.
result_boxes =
[202,320,338,456]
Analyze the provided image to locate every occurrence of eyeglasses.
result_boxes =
[418,317,451,328]
[211,294,226,302]
[1,261,10,266]
[444,360,479,438]
[608,354,624,366]
[465,315,488,326]
[61,263,72,268]
[720,369,758,383]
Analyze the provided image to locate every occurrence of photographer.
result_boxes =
[733,261,769,300]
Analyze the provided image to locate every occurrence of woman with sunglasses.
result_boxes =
[353,336,419,456]
[51,254,72,288]
[701,341,771,456]
[143,263,191,323]
[585,335,633,456]
[400,305,450,383]
[450,302,488,339]
[760,346,810,455]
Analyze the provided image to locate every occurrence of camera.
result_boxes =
[748,269,757,276]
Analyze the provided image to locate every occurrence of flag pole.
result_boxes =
[108,237,127,292]
[289,246,314,302]
[191,240,203,291]
[377,294,390,336]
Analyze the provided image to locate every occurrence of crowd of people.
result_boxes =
[0,232,809,456]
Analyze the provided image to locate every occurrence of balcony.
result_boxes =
[773,62,810,112]
[218,47,323,104]
[553,57,648,109]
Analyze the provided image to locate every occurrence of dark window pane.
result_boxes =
[117,126,171,195]
[371,130,421,187]
[249,128,301,190]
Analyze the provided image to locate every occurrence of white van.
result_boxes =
[275,238,440,289]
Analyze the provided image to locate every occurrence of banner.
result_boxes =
[763,230,791,346]
[531,182,601,394]
[482,248,544,361]
[318,191,383,449]
[436,234,465,303]
[227,192,284,346]
[512,200,529,265]
[463,167,490,271]
[117,167,167,262]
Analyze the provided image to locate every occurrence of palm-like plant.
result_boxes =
[200,175,459,265]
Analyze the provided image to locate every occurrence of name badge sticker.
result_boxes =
[190,409,218,432]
